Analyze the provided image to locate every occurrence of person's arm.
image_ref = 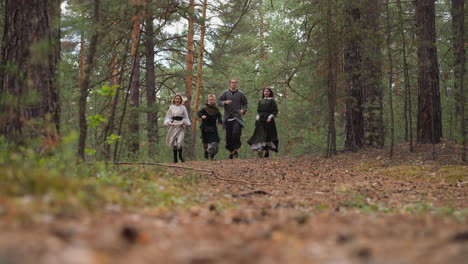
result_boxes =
[217,112,223,124]
[217,91,226,107]
[164,106,173,126]
[240,92,248,114]
[197,108,205,118]
[267,99,278,122]
[182,106,191,126]
[256,100,260,121]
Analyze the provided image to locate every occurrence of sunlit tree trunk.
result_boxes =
[0,0,61,145]
[415,0,442,144]
[78,0,100,159]
[190,0,208,159]
[451,0,465,161]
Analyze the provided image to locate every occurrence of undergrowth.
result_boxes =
[0,135,204,223]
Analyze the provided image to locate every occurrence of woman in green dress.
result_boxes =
[247,87,279,158]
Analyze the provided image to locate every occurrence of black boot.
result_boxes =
[264,150,270,158]
[210,154,215,160]
[204,150,209,159]
[178,147,185,162]
[173,148,178,163]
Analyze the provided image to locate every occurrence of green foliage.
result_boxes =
[87,114,107,128]
[95,85,118,96]
[340,193,393,214]
[403,201,467,221]
[106,134,122,144]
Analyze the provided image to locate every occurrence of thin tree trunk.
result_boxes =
[78,0,100,159]
[184,0,195,113]
[145,10,158,158]
[190,0,208,159]
[386,0,395,158]
[79,31,85,90]
[397,0,412,149]
[451,0,465,161]
[128,2,144,157]
[0,0,61,145]
[415,0,442,144]
[104,38,129,162]
[326,3,337,157]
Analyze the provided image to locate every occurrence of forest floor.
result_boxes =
[0,142,467,264]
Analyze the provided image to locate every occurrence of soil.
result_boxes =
[0,143,467,264]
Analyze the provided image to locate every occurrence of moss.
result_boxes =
[379,165,427,179]
[438,165,468,184]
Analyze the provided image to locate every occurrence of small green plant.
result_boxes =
[340,194,393,213]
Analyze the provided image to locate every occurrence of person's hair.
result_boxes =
[207,94,217,102]
[172,94,184,104]
[261,87,274,98]
[229,78,238,84]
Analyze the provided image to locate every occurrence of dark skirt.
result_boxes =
[200,125,220,144]
[247,120,279,152]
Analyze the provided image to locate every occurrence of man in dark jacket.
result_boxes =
[218,78,248,159]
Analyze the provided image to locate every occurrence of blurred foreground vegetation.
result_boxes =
[0,135,203,224]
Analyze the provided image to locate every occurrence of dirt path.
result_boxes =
[1,144,467,264]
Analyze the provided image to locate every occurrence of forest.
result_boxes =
[0,0,466,263]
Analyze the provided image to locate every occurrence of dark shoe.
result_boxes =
[210,155,215,160]
[233,151,239,158]
[229,154,234,159]
[204,150,209,159]
[178,148,185,162]
[173,149,178,163]
[264,150,270,158]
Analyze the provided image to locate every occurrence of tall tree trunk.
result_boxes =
[386,0,395,158]
[77,0,100,159]
[326,4,337,157]
[361,0,384,148]
[190,0,208,159]
[128,2,145,157]
[184,0,195,113]
[344,4,364,151]
[0,0,61,145]
[145,10,158,158]
[451,0,465,161]
[397,0,414,151]
[415,0,442,144]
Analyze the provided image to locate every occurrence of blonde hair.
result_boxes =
[172,94,184,105]
[207,94,217,101]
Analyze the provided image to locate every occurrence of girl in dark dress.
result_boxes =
[247,87,279,158]
[197,94,222,160]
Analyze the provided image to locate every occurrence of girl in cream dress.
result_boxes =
[164,94,191,162]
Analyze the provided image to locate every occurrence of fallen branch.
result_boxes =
[112,162,289,187]
[112,162,215,173]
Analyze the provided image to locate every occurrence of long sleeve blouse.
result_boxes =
[164,105,191,126]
